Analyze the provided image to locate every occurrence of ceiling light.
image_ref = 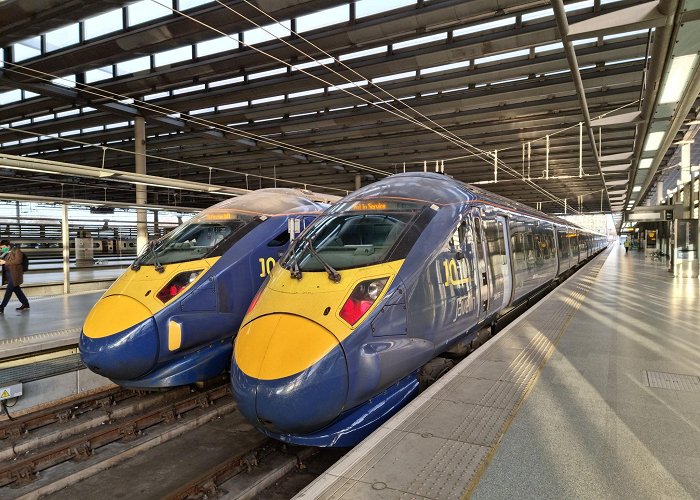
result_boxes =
[638,158,653,169]
[632,186,641,192]
[659,54,698,104]
[643,131,664,151]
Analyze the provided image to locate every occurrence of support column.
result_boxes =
[62,203,70,294]
[681,142,692,218]
[135,116,148,254]
[153,210,160,238]
[354,174,361,191]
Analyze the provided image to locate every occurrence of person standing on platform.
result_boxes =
[624,238,631,254]
[0,239,30,314]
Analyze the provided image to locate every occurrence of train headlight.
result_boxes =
[156,270,203,303]
[339,277,388,326]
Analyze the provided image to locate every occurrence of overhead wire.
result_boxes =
[0,0,621,213]
[181,0,585,212]
[2,61,388,180]
[0,121,349,196]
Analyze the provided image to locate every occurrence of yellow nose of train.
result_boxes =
[233,313,349,433]
[230,260,402,436]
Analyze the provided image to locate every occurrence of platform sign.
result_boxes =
[0,383,22,401]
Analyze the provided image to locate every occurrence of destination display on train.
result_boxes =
[346,199,425,212]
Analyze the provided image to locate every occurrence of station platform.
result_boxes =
[299,246,700,499]
[0,291,103,359]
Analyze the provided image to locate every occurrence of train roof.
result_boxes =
[345,173,595,232]
[200,188,326,217]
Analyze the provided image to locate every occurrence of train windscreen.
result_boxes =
[137,212,259,265]
[281,199,434,272]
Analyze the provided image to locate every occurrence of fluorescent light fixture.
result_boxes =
[638,158,653,169]
[643,131,664,151]
[659,54,698,104]
[632,186,641,192]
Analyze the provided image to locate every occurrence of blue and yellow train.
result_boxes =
[80,188,327,388]
[231,173,607,446]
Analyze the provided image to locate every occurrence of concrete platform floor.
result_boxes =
[300,246,700,499]
[473,247,700,499]
[0,291,103,358]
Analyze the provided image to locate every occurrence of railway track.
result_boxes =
[0,380,338,500]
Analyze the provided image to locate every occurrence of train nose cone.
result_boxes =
[80,295,159,380]
[232,314,348,435]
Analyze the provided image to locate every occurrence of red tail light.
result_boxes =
[339,278,388,326]
[156,270,203,303]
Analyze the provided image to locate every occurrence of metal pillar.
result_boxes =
[135,116,148,254]
[354,174,361,191]
[61,203,70,294]
[153,210,160,238]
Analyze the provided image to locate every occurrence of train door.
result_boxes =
[482,215,513,311]
[471,210,491,323]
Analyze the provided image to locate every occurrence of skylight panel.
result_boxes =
[339,46,385,61]
[603,29,649,41]
[84,8,123,39]
[197,36,238,57]
[56,109,80,118]
[128,0,171,27]
[294,58,333,71]
[453,17,514,37]
[45,24,79,52]
[144,91,170,100]
[155,46,193,67]
[356,0,415,18]
[522,8,554,21]
[288,88,325,99]
[420,60,470,75]
[190,107,215,115]
[475,48,529,65]
[210,76,244,87]
[251,95,284,105]
[85,66,114,83]
[179,0,214,9]
[565,0,594,11]
[329,80,368,91]
[535,42,564,53]
[173,84,205,95]
[218,101,248,111]
[249,67,287,80]
[394,32,447,50]
[13,37,41,62]
[52,75,76,88]
[372,70,416,83]
[116,56,151,76]
[0,90,22,105]
[297,5,349,33]
[244,21,291,46]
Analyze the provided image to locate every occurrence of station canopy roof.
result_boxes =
[1,0,698,223]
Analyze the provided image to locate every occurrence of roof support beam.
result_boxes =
[568,1,666,39]
[551,0,611,211]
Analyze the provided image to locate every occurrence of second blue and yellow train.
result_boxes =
[79,188,327,388]
[231,173,607,446]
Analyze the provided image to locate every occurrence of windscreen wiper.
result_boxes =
[307,234,341,283]
[285,237,303,280]
[131,240,165,273]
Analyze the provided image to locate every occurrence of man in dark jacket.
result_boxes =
[0,239,30,313]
